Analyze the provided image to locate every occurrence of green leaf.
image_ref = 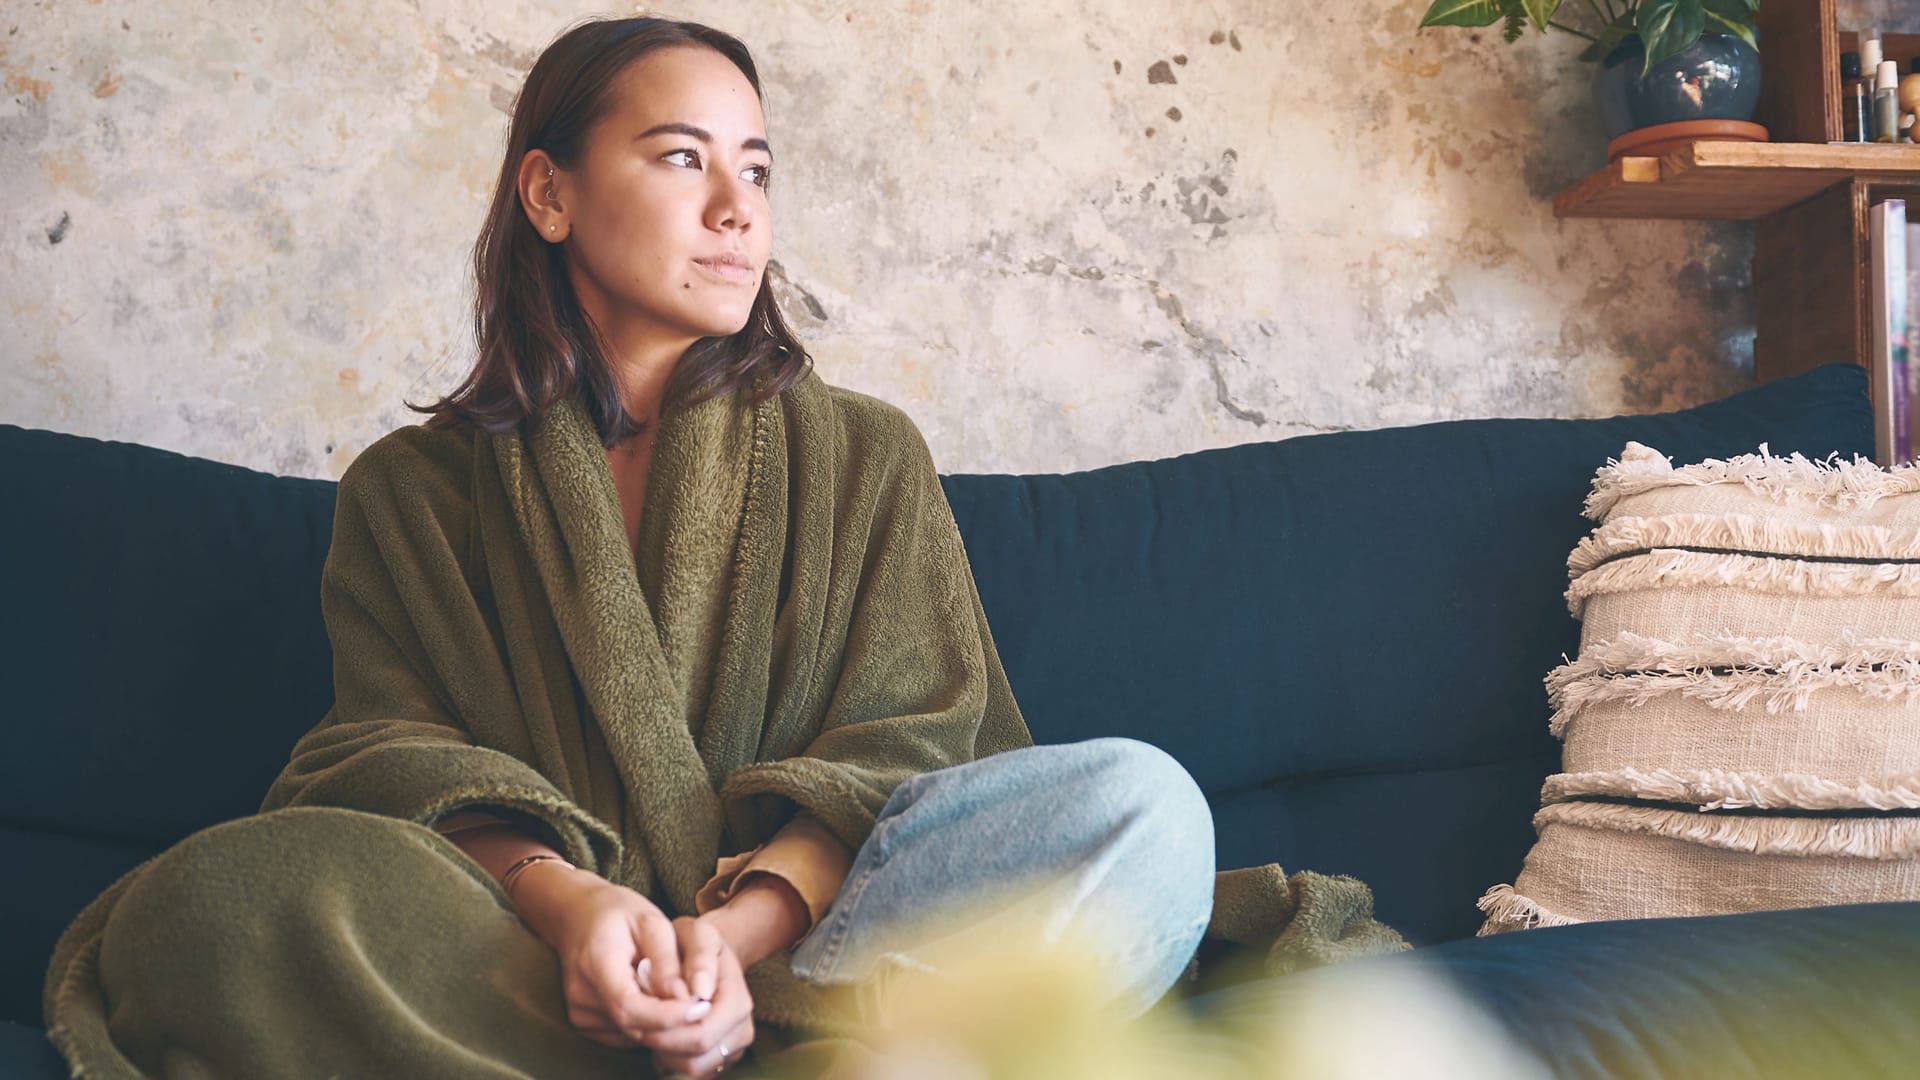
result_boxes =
[1420,0,1506,27]
[1701,0,1754,25]
[1704,9,1758,49]
[1521,0,1564,33]
[1636,0,1707,77]
[1700,0,1758,46]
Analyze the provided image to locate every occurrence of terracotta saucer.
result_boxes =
[1607,119,1770,162]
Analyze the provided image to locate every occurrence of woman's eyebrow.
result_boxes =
[635,122,771,156]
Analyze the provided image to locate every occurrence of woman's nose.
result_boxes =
[707,176,754,233]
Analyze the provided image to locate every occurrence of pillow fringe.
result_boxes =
[1585,441,1920,522]
[1475,884,1578,936]
[1544,633,1920,737]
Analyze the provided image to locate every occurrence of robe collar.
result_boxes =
[490,380,772,911]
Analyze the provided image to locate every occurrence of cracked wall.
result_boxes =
[3,0,1908,478]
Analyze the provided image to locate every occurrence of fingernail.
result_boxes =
[684,999,713,1023]
[636,957,652,982]
[693,971,716,1000]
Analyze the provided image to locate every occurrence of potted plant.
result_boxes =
[1419,0,1765,159]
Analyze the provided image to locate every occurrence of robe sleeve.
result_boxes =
[693,811,852,938]
[717,400,1032,854]
[259,434,623,876]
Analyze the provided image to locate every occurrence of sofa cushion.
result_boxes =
[0,1021,67,1080]
[0,824,161,1027]
[0,425,338,849]
[1480,440,1920,933]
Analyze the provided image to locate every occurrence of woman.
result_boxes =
[41,16,1221,1079]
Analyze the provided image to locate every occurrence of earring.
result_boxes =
[548,224,557,232]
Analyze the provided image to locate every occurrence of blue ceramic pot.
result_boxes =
[1592,31,1762,140]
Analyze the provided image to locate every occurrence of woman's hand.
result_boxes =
[515,864,713,1050]
[642,872,807,1075]
[645,915,755,1078]
[518,859,804,1073]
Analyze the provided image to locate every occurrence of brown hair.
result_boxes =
[410,17,810,446]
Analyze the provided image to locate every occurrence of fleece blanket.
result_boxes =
[43,369,1405,1075]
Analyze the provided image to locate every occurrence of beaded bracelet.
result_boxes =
[501,853,575,902]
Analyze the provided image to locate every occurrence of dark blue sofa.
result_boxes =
[6,362,1918,1077]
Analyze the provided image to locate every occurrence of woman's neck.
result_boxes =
[573,293,692,431]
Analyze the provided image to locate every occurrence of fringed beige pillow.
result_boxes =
[1479,440,1920,934]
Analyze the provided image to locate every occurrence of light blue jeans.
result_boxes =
[787,737,1216,1017]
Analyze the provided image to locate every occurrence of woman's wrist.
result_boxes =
[700,872,810,969]
[437,821,602,947]
[510,860,602,947]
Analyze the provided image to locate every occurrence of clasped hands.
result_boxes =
[526,864,806,1079]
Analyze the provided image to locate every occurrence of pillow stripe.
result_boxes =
[1573,514,1920,571]
[1548,631,1920,676]
[1483,827,1920,932]
[1543,768,1920,811]
[1545,632,1920,737]
[1553,795,1920,819]
[1586,546,1920,572]
[1559,694,1920,777]
[1530,802,1920,859]
[1580,593,1920,649]
[1568,551,1920,618]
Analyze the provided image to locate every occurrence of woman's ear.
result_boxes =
[517,150,568,242]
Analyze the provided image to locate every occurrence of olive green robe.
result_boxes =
[43,370,1403,1078]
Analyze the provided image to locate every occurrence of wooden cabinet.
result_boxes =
[1552,0,1920,384]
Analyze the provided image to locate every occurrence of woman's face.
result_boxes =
[544,46,774,349]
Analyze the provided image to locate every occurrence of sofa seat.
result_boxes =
[1190,901,1920,1078]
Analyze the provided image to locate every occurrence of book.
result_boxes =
[1909,215,1920,464]
[1868,199,1910,466]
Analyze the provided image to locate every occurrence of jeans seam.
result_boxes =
[796,841,890,984]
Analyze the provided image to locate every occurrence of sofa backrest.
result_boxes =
[2,428,339,1024]
[940,363,1872,947]
[0,362,1874,1025]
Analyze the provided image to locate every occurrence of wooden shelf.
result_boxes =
[1542,0,1920,390]
[1555,142,1920,220]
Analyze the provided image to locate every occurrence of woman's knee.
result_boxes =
[114,809,340,920]
[101,807,478,980]
[1015,740,1216,995]
[1071,738,1215,847]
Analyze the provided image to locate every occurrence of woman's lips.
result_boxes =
[692,256,755,284]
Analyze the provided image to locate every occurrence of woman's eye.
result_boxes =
[664,149,701,168]
[745,165,771,189]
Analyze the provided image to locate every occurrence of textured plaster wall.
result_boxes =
[2,1,1906,478]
